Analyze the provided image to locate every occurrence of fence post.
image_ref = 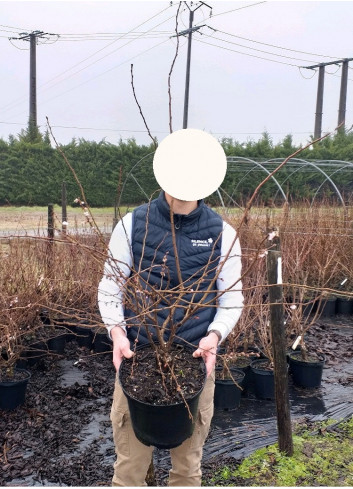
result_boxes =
[267,228,293,455]
[62,181,67,234]
[48,204,54,240]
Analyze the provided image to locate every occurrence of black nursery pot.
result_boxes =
[119,345,206,449]
[47,333,66,354]
[336,297,353,316]
[26,341,47,366]
[214,367,245,410]
[289,351,325,388]
[92,331,112,353]
[0,369,31,411]
[75,325,93,348]
[250,358,275,400]
[317,297,337,318]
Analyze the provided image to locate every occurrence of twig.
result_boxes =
[130,64,158,150]
[168,2,181,133]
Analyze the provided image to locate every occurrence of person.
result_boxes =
[98,129,244,487]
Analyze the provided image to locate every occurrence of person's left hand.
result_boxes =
[193,332,219,376]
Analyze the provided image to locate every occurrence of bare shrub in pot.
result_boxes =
[282,203,341,361]
[0,237,45,381]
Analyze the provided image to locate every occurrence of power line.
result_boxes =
[205,27,340,61]
[0,4,178,116]
[0,23,31,32]
[40,5,175,84]
[193,36,300,67]
[200,32,318,64]
[196,1,267,23]
[56,30,174,41]
[0,120,315,137]
[6,37,171,123]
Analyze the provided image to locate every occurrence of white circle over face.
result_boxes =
[153,128,227,201]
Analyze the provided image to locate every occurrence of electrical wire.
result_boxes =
[42,5,174,81]
[196,1,267,23]
[205,27,340,61]
[193,36,300,67]
[7,37,171,123]
[56,30,174,41]
[0,120,315,138]
[200,32,318,64]
[0,23,30,32]
[298,67,318,80]
[0,28,28,35]
[0,4,178,115]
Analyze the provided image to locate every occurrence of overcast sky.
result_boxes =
[1,0,352,147]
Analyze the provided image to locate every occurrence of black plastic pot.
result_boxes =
[214,367,245,409]
[336,297,353,316]
[289,351,325,388]
[317,297,337,318]
[63,324,78,342]
[92,331,112,353]
[119,345,206,449]
[250,358,275,400]
[0,369,31,410]
[75,325,93,348]
[47,333,66,354]
[26,341,47,366]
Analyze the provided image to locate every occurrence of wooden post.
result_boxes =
[47,203,54,272]
[62,182,67,234]
[267,229,293,455]
[48,204,54,240]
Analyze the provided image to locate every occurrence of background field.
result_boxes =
[0,206,118,234]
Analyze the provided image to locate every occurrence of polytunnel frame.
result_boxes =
[117,155,350,215]
[116,151,226,212]
[226,157,288,204]
[266,158,346,206]
[311,160,353,204]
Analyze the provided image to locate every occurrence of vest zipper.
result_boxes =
[174,216,182,277]
[174,215,181,230]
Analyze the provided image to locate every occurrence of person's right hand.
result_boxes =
[111,325,134,372]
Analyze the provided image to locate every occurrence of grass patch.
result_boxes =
[208,417,353,486]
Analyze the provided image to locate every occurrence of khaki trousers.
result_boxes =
[110,370,215,487]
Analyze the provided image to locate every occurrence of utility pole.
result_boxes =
[29,32,37,128]
[9,30,58,132]
[314,64,325,140]
[302,58,353,138]
[172,2,212,129]
[338,59,349,130]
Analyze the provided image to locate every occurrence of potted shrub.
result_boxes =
[0,237,50,409]
[282,220,340,388]
[240,253,276,400]
[0,296,32,410]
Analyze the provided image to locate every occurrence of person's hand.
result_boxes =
[111,326,134,372]
[192,332,219,377]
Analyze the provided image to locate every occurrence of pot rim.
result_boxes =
[0,367,31,385]
[289,350,325,364]
[119,343,206,407]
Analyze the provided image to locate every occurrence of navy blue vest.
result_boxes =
[124,192,223,346]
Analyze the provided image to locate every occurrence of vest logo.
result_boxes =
[191,238,214,247]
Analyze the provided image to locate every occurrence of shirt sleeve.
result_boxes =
[97,213,133,337]
[208,220,244,343]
